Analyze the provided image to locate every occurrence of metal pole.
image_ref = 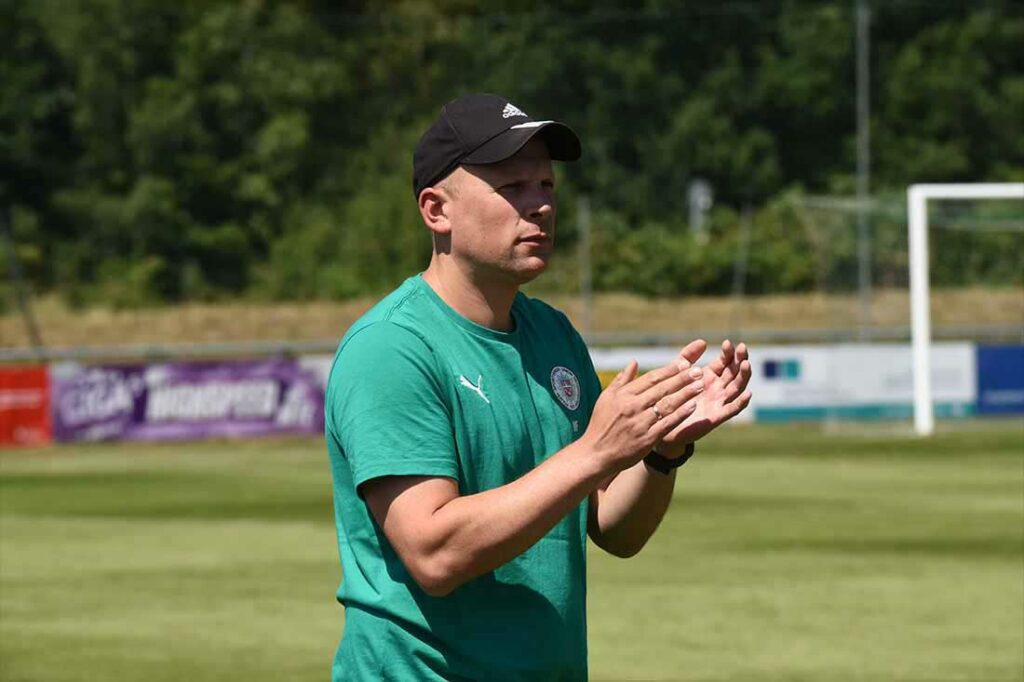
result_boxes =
[578,195,592,339]
[856,0,872,338]
[907,186,933,436]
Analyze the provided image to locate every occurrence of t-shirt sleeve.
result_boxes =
[326,321,458,490]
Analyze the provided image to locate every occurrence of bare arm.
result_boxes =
[361,359,702,596]
[586,459,678,558]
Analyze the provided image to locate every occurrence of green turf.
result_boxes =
[1,423,1021,681]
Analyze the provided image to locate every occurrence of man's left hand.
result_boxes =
[654,339,752,459]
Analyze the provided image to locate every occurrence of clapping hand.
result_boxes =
[654,339,752,459]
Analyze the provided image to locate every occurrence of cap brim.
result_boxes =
[462,121,582,165]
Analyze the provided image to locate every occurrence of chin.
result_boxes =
[510,259,549,285]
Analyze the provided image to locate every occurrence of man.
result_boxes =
[325,93,751,681]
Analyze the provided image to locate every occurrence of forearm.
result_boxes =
[589,458,676,557]
[402,439,615,595]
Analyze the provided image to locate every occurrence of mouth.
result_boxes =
[517,233,551,245]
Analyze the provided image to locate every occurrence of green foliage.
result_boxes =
[2,0,1022,306]
[875,9,1024,185]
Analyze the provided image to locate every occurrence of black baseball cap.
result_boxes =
[412,93,581,197]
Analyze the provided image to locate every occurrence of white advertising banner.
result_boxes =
[589,343,976,422]
[749,343,976,421]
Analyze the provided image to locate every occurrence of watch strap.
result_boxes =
[643,442,696,475]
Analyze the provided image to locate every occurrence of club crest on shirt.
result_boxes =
[550,366,580,411]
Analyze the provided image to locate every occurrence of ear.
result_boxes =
[418,186,453,236]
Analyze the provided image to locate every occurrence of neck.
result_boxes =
[422,259,518,331]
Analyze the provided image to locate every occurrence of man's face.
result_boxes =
[443,137,556,286]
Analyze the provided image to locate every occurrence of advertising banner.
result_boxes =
[51,359,325,442]
[976,345,1024,415]
[0,365,52,446]
[590,343,978,423]
[750,343,976,421]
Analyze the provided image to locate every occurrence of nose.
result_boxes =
[526,185,555,222]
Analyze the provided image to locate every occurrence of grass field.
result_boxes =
[1,422,1022,681]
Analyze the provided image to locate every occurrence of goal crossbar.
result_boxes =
[908,182,1024,436]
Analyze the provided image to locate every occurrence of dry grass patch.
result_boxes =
[539,286,1022,333]
[1,287,1020,349]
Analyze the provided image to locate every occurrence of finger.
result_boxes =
[609,360,639,390]
[721,390,752,420]
[660,402,703,441]
[652,397,698,438]
[717,389,752,420]
[720,359,751,400]
[716,360,750,404]
[624,358,686,396]
[676,339,707,366]
[719,357,739,385]
[638,365,703,405]
[720,342,748,384]
[654,375,705,416]
[720,375,744,404]
[735,359,752,391]
[723,344,749,383]
[705,339,734,376]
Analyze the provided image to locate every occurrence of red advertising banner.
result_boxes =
[0,365,52,446]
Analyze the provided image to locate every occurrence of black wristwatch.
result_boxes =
[643,442,696,475]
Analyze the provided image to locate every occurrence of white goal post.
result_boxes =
[908,182,1024,436]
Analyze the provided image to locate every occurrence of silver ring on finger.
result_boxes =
[651,404,663,420]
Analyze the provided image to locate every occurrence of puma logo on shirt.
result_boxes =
[458,374,490,404]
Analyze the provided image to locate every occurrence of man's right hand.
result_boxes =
[580,358,705,471]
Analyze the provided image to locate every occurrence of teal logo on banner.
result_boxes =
[976,345,1024,414]
[763,359,800,381]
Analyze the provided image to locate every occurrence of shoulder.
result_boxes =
[340,311,432,355]
[514,291,583,341]
[332,318,442,394]
[336,277,447,359]
[327,278,447,396]
[326,319,451,433]
[342,277,436,344]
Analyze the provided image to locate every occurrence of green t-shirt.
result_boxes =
[325,274,602,681]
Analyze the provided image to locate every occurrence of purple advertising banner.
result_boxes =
[51,359,326,442]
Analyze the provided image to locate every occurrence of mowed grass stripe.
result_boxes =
[588,423,1023,681]
[0,471,333,521]
[1,422,1022,681]
[1,514,342,682]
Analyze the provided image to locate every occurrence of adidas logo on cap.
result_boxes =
[502,102,527,119]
